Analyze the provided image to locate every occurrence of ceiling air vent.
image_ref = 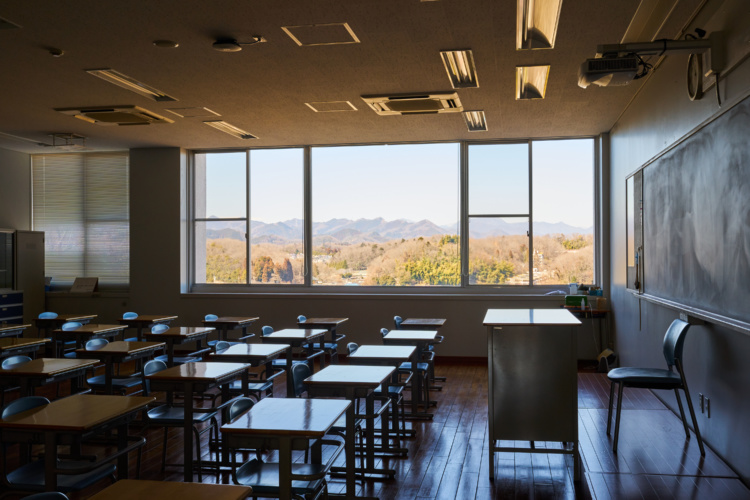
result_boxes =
[361,92,463,116]
[54,106,174,125]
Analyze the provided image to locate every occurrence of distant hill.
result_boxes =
[205,216,591,243]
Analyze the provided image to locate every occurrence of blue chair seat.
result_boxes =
[86,374,142,393]
[147,406,216,425]
[6,459,115,493]
[607,367,682,388]
[271,359,308,369]
[154,354,201,365]
[399,362,429,373]
[235,459,327,496]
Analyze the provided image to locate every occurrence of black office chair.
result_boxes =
[606,319,705,455]
[0,397,118,495]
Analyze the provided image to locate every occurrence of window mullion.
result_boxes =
[527,140,533,286]
[304,146,312,286]
[460,141,469,287]
[246,150,251,285]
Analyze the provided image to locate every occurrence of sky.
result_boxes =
[203,139,594,228]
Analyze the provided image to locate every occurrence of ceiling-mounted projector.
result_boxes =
[578,56,639,88]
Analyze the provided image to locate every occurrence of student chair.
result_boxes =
[381,328,430,409]
[262,325,324,374]
[211,341,275,402]
[83,339,142,395]
[1,355,32,407]
[298,314,344,365]
[394,315,445,385]
[150,324,202,365]
[606,319,705,455]
[122,312,139,342]
[38,312,58,319]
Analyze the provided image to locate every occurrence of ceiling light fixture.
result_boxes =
[516,65,550,99]
[86,68,177,102]
[203,120,257,139]
[212,37,266,52]
[463,111,488,131]
[516,0,563,50]
[440,50,479,88]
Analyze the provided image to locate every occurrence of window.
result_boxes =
[190,138,595,291]
[32,152,130,286]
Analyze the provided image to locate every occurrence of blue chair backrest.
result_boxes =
[38,311,58,319]
[215,340,230,351]
[123,312,138,320]
[297,315,307,323]
[261,325,274,336]
[142,359,168,395]
[394,316,403,329]
[347,342,358,355]
[61,322,82,331]
[380,328,389,338]
[663,319,691,368]
[151,323,170,334]
[227,397,255,423]
[205,314,218,322]
[2,396,50,420]
[1,355,32,370]
[291,363,311,398]
[85,338,109,351]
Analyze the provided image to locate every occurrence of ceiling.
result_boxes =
[0,0,696,154]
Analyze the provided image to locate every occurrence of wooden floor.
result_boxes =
[3,362,748,499]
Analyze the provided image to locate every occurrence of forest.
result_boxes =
[203,233,594,286]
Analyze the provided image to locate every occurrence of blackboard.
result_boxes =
[643,96,750,325]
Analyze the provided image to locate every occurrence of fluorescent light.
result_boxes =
[463,111,487,132]
[86,68,177,102]
[516,65,550,99]
[516,0,563,50]
[440,50,479,88]
[203,121,257,140]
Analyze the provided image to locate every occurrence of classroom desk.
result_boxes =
[349,344,417,440]
[483,308,582,481]
[202,316,258,342]
[296,317,348,363]
[35,314,96,338]
[0,323,31,339]
[305,364,396,482]
[0,337,50,359]
[88,479,252,500]
[382,330,438,419]
[0,394,153,491]
[75,341,165,394]
[399,318,446,330]
[221,397,352,500]
[52,323,128,357]
[145,362,250,482]
[142,326,213,366]
[0,357,99,396]
[118,314,177,341]
[260,328,327,396]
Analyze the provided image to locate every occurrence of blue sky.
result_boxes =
[204,139,594,228]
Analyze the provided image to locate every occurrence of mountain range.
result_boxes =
[204,217,592,244]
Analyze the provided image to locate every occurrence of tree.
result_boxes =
[252,256,275,282]
[276,258,294,283]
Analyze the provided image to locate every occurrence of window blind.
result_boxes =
[32,152,130,286]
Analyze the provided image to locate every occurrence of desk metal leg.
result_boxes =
[183,383,194,483]
[279,439,292,500]
[44,432,57,491]
[117,422,129,479]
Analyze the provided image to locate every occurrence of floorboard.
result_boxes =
[1,364,747,499]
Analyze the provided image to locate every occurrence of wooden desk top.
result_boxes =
[53,323,128,334]
[75,340,165,357]
[209,343,289,360]
[203,316,259,327]
[0,324,31,333]
[384,330,438,341]
[88,480,252,500]
[119,314,177,324]
[144,361,250,382]
[402,318,446,327]
[263,328,327,341]
[298,317,349,327]
[221,397,350,437]
[304,364,394,387]
[349,344,416,361]
[143,326,214,339]
[0,357,99,377]
[36,314,97,324]
[0,394,154,432]
[0,337,50,350]
[483,308,581,326]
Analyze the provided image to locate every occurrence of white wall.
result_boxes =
[609,3,750,483]
[0,148,30,230]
